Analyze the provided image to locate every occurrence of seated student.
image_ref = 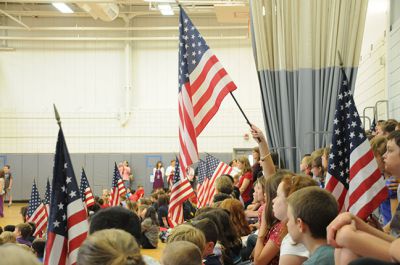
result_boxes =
[195,208,242,265]
[245,177,266,226]
[220,198,251,237]
[161,241,203,265]
[326,131,400,265]
[311,156,325,188]
[168,224,206,251]
[0,231,16,244]
[157,194,169,228]
[141,206,159,249]
[300,154,312,176]
[3,225,15,232]
[272,175,318,265]
[253,174,284,265]
[89,207,159,265]
[90,207,141,243]
[287,186,338,265]
[31,238,46,263]
[191,218,222,265]
[78,229,145,265]
[0,243,42,265]
[14,223,33,247]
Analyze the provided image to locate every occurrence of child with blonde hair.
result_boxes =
[77,229,145,265]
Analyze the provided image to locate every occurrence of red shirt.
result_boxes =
[238,171,253,203]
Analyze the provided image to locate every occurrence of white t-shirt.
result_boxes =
[280,234,309,258]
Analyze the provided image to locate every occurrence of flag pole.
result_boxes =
[53,104,61,128]
[229,91,261,142]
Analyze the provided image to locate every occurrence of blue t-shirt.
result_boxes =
[303,245,334,265]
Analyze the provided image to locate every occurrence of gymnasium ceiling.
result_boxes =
[0,0,250,23]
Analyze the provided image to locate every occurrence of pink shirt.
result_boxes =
[122,166,131,181]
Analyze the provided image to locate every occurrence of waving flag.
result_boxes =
[44,178,51,215]
[44,128,88,265]
[27,179,48,237]
[196,159,209,208]
[325,69,387,219]
[168,157,195,227]
[204,154,233,206]
[178,7,237,178]
[110,162,126,206]
[80,168,95,208]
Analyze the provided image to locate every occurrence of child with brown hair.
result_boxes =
[161,241,203,265]
[287,186,338,265]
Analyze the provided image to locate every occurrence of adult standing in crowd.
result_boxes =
[121,161,132,190]
[153,161,164,191]
[1,165,13,208]
[0,169,4,217]
[165,159,176,188]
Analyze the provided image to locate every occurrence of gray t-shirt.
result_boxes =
[303,245,334,265]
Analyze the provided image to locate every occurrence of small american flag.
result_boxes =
[44,178,51,215]
[80,168,95,208]
[168,157,195,227]
[196,159,209,208]
[44,128,88,265]
[325,69,387,219]
[27,179,48,237]
[203,154,233,206]
[178,7,237,178]
[110,162,126,206]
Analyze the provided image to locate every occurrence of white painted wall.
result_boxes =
[0,17,263,153]
[354,0,391,126]
[388,18,400,118]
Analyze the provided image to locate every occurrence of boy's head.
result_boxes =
[167,224,206,254]
[191,218,218,257]
[14,223,32,239]
[32,239,46,259]
[161,241,202,265]
[287,186,338,245]
[89,207,141,243]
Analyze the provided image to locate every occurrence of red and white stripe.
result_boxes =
[190,49,237,135]
[45,200,88,265]
[27,203,48,237]
[110,178,126,206]
[168,176,195,228]
[83,187,95,208]
[197,177,210,208]
[179,82,199,177]
[204,162,233,206]
[326,139,387,219]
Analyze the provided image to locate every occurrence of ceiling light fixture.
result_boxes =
[52,3,74,14]
[144,0,175,3]
[158,4,174,16]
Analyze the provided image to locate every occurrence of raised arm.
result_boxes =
[250,124,276,177]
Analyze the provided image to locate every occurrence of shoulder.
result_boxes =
[280,234,309,257]
[307,246,334,265]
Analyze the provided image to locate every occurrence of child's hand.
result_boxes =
[327,212,354,247]
[250,124,266,143]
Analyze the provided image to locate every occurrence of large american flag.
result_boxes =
[27,179,48,237]
[178,7,237,177]
[44,128,88,265]
[325,69,387,219]
[168,157,195,227]
[110,162,126,206]
[80,168,95,208]
[204,154,233,206]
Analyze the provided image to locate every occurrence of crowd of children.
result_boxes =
[1,119,400,264]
